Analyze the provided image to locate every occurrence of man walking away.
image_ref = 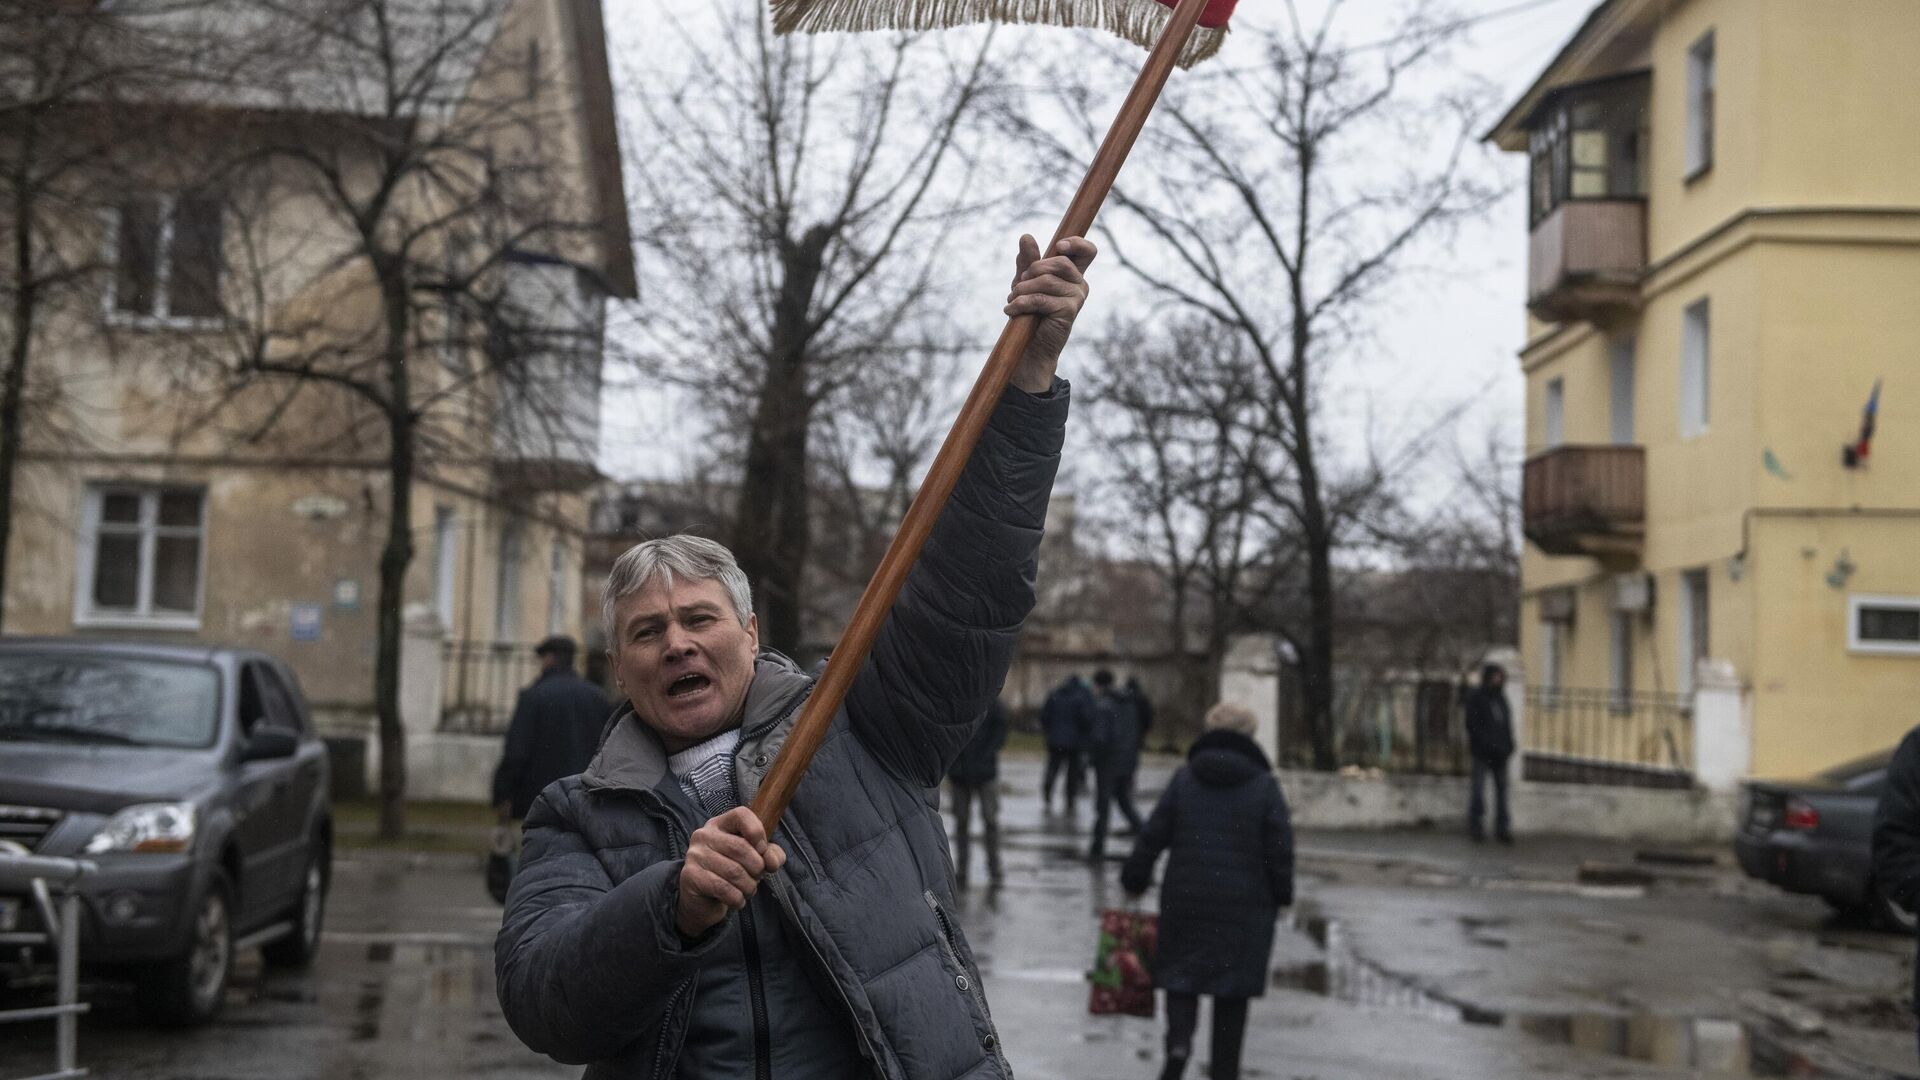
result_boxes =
[1871,723,1920,1061]
[492,636,613,823]
[1040,673,1093,814]
[949,698,1009,888]
[1126,675,1155,751]
[1088,669,1146,861]
[1464,663,1515,845]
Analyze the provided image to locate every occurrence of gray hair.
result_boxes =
[601,534,753,645]
[1204,702,1258,737]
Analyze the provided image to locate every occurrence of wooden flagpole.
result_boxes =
[752,0,1213,832]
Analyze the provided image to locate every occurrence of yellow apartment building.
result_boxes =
[1490,0,1920,783]
[1,0,633,798]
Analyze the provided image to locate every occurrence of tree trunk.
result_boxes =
[0,177,34,634]
[374,276,415,840]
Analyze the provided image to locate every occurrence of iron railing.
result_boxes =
[0,852,94,1080]
[1523,686,1692,788]
[1278,674,1472,776]
[439,641,540,735]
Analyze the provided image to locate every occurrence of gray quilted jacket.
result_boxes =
[495,382,1068,1078]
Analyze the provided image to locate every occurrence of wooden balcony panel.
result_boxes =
[1523,445,1645,559]
[1528,200,1647,323]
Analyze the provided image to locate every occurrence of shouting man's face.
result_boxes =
[608,577,758,753]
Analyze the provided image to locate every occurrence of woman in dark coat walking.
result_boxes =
[1122,703,1294,1080]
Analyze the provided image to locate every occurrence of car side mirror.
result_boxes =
[242,727,299,762]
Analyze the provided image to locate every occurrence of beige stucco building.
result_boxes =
[2,0,633,797]
[1491,0,1920,782]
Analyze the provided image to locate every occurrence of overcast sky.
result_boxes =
[597,0,1596,500]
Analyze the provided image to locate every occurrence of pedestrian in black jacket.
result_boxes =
[1040,674,1093,813]
[1088,668,1148,861]
[948,699,1009,888]
[1871,724,1920,1058]
[1464,664,1515,844]
[1122,703,1293,1080]
[495,234,1098,1079]
[491,636,613,822]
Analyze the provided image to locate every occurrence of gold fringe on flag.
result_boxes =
[770,0,1229,67]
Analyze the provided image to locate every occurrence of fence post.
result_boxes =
[1220,634,1283,766]
[1486,646,1524,788]
[1691,658,1748,793]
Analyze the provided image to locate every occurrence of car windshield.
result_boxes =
[0,653,220,749]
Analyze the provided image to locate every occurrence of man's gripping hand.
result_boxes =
[676,807,787,939]
[1005,234,1097,393]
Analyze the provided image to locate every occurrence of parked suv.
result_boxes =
[0,639,332,1024]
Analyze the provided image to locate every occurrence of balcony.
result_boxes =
[1528,199,1645,323]
[1523,444,1644,561]
[491,256,605,494]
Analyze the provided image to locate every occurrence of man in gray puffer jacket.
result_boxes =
[495,234,1097,1079]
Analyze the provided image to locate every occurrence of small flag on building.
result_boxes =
[1843,378,1882,468]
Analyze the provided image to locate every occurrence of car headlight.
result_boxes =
[84,803,197,855]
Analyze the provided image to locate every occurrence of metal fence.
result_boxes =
[1277,673,1472,776]
[439,641,540,735]
[1522,687,1693,789]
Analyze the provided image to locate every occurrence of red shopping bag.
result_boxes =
[1086,908,1157,1017]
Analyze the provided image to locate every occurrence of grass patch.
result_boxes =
[334,798,496,853]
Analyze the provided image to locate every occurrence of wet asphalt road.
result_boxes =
[3,755,1915,1079]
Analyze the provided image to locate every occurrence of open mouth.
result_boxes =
[667,674,712,699]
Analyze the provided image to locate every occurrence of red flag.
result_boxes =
[771,0,1240,66]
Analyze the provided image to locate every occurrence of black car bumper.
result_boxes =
[1735,829,1872,907]
[1,853,201,966]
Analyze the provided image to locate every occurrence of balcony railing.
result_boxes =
[1523,444,1644,560]
[439,640,540,735]
[1523,687,1692,789]
[1528,199,1645,323]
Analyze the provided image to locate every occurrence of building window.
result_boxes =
[494,522,522,642]
[433,506,458,630]
[1538,587,1575,695]
[547,540,568,635]
[1685,31,1716,179]
[1544,377,1566,449]
[1608,611,1634,709]
[1526,73,1649,225]
[1849,596,1920,656]
[1680,569,1710,695]
[76,486,206,627]
[107,193,224,322]
[1680,299,1711,438]
[1609,338,1636,445]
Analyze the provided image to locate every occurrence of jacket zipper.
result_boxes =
[739,903,774,1080]
[925,891,1007,1071]
[768,879,880,1067]
[640,795,699,1080]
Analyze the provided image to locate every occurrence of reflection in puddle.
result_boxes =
[1274,914,1828,1078]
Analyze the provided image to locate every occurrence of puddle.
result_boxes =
[1273,914,1835,1077]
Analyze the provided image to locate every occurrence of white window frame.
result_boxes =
[100,193,226,330]
[433,506,458,631]
[1541,621,1564,695]
[1685,31,1716,179]
[494,521,523,642]
[1608,611,1634,709]
[1543,377,1566,449]
[74,485,208,630]
[547,539,568,635]
[1679,568,1710,695]
[1848,595,1920,656]
[1609,338,1636,445]
[1680,299,1711,439]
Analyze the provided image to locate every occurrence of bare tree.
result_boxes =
[0,1,220,629]
[619,0,1004,653]
[183,0,621,837]
[1010,2,1500,768]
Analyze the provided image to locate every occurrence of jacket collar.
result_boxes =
[582,650,814,796]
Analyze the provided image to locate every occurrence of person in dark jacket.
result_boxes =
[1039,673,1093,814]
[1464,663,1515,844]
[1871,724,1920,1058]
[494,234,1096,1080]
[1122,702,1293,1080]
[491,636,613,822]
[1087,668,1148,861]
[948,699,1009,888]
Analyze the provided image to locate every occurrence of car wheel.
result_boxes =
[1873,883,1918,934]
[264,842,328,968]
[136,869,233,1026]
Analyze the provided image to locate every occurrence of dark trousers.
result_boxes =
[1469,755,1512,840]
[1089,764,1142,856]
[947,780,1002,884]
[1043,744,1084,809]
[1160,992,1249,1080]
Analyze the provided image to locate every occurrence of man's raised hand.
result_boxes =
[1006,234,1097,393]
[677,806,787,939]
